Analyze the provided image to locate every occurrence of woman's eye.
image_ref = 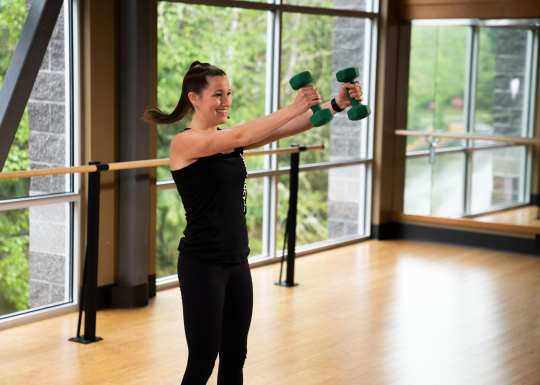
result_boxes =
[227,92,232,96]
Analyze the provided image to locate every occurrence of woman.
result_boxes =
[143,61,363,385]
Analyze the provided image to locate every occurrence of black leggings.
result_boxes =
[177,253,253,385]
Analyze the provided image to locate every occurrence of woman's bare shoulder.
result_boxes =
[170,129,197,170]
[171,128,193,146]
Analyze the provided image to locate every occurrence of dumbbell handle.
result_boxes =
[310,103,322,114]
[347,87,362,108]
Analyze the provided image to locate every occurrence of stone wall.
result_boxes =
[28,203,67,307]
[25,0,69,308]
[491,28,528,206]
[327,1,366,238]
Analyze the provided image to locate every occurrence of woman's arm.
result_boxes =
[172,86,320,160]
[244,81,363,150]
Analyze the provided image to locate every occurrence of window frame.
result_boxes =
[404,19,540,217]
[0,0,80,328]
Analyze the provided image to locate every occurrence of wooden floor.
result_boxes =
[2,240,540,384]
[472,206,540,229]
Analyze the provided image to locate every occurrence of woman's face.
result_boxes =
[190,75,232,127]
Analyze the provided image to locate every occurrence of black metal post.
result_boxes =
[69,161,107,344]
[276,144,306,287]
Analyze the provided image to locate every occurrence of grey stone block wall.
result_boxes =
[26,0,69,308]
[327,1,365,239]
[490,29,528,206]
[28,204,67,307]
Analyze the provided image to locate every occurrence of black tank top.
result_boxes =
[171,128,250,264]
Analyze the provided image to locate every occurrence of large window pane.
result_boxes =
[407,26,469,151]
[0,2,72,200]
[404,153,465,217]
[0,203,72,318]
[284,0,369,12]
[156,189,184,279]
[327,164,366,237]
[279,13,369,165]
[475,27,529,143]
[157,3,268,181]
[404,157,431,216]
[277,165,365,251]
[245,178,264,257]
[471,146,527,213]
[277,170,328,249]
[0,1,74,321]
[431,153,465,217]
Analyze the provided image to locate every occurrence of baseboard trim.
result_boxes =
[111,283,149,308]
[97,274,157,310]
[148,274,156,298]
[96,283,114,310]
[371,223,394,240]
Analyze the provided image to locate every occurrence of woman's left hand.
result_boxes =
[335,81,363,110]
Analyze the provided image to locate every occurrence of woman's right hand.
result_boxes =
[291,85,321,116]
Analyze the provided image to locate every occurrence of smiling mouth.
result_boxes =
[217,109,228,116]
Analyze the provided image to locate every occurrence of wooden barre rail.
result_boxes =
[395,129,540,146]
[0,145,324,181]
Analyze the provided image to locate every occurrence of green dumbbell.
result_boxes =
[336,67,371,120]
[289,71,334,127]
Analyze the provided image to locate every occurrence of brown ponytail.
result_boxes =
[142,61,227,125]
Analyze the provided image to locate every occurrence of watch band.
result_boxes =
[331,98,344,113]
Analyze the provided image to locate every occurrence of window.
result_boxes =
[0,1,77,320]
[404,20,538,217]
[155,1,377,280]
[406,25,469,151]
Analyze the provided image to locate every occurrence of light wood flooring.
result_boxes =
[1,240,540,384]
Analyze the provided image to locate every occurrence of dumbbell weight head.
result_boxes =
[336,66,371,121]
[309,107,334,127]
[336,66,359,84]
[347,103,371,121]
[289,71,334,127]
[289,71,314,90]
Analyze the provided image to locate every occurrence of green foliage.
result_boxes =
[0,0,31,315]
[0,209,29,315]
[277,170,328,250]
[407,26,468,151]
[156,189,185,278]
[0,0,26,87]
[245,178,263,256]
[279,12,333,166]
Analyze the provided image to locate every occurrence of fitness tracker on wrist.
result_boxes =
[331,98,344,113]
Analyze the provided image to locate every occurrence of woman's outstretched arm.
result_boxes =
[171,86,320,161]
[243,81,363,150]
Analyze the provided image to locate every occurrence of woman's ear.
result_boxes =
[188,92,199,108]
